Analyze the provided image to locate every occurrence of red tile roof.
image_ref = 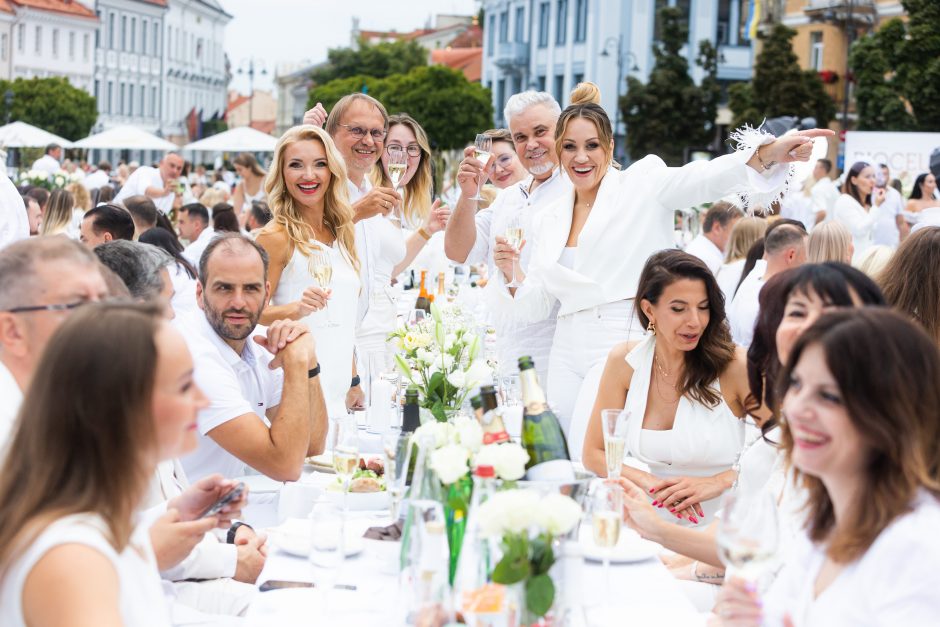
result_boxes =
[250,120,276,134]
[431,47,482,83]
[10,0,97,18]
[448,25,483,48]
[0,0,14,14]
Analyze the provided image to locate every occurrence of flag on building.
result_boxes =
[743,0,762,42]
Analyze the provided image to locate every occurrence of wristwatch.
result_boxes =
[308,363,321,379]
[350,375,361,388]
[227,521,252,544]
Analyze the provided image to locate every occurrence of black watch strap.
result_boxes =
[227,521,252,544]
[308,364,321,379]
[350,374,361,388]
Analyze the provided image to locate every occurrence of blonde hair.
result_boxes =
[233,153,266,178]
[570,82,602,106]
[808,220,853,264]
[555,82,614,171]
[856,244,894,278]
[199,188,228,208]
[39,188,75,236]
[263,125,359,272]
[725,216,768,262]
[370,113,433,227]
[66,182,92,211]
[483,127,513,149]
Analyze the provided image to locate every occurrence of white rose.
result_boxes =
[430,444,469,484]
[446,369,466,389]
[534,493,582,536]
[444,332,458,350]
[454,415,483,453]
[413,420,454,449]
[476,442,529,481]
[463,360,492,387]
[416,348,434,366]
[477,489,539,537]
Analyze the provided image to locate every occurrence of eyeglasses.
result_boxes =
[338,123,387,141]
[492,154,515,169]
[387,144,422,158]
[4,300,88,314]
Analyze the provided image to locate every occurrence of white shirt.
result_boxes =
[30,154,60,175]
[177,312,284,482]
[0,360,23,456]
[82,169,111,191]
[115,166,175,214]
[810,177,840,221]
[168,262,199,317]
[872,186,903,247]
[182,227,217,268]
[716,258,747,303]
[727,260,767,348]
[683,233,725,274]
[833,193,887,260]
[763,492,940,627]
[0,513,171,627]
[0,169,28,251]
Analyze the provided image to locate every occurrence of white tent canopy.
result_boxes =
[73,125,178,151]
[0,121,72,148]
[182,126,278,153]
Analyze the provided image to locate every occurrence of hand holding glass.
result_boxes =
[385,147,406,225]
[308,248,338,327]
[600,409,630,479]
[716,491,779,583]
[503,216,524,288]
[470,134,492,201]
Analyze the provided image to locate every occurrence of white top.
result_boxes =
[763,492,940,627]
[872,186,903,247]
[168,262,198,317]
[355,213,406,348]
[623,334,744,526]
[0,169,28,251]
[115,166,175,214]
[271,239,359,420]
[484,151,786,325]
[727,261,766,348]
[0,513,171,627]
[683,233,724,274]
[780,191,817,231]
[462,169,569,378]
[176,312,284,482]
[833,193,886,260]
[716,258,746,303]
[0,360,23,456]
[30,154,60,175]
[558,246,577,269]
[82,169,111,191]
[639,428,673,465]
[810,177,840,221]
[181,227,217,268]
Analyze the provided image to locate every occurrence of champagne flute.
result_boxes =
[407,308,427,327]
[716,491,779,585]
[591,482,623,606]
[385,147,407,225]
[333,414,360,522]
[308,500,344,616]
[308,247,339,327]
[469,134,492,201]
[503,215,524,288]
[383,430,413,522]
[600,409,630,479]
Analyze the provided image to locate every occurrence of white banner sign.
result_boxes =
[844,131,940,175]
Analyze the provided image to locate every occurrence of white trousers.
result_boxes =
[546,300,645,434]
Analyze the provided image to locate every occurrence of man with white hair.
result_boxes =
[115,151,184,214]
[444,91,572,382]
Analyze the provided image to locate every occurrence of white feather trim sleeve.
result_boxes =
[728,124,796,214]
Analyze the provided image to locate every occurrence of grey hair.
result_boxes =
[93,241,172,301]
[0,238,100,311]
[503,91,562,127]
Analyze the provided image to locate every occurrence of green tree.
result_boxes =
[620,7,721,165]
[0,77,97,140]
[728,24,835,130]
[308,75,390,114]
[850,0,940,131]
[310,38,428,86]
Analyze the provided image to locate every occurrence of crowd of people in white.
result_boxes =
[0,79,939,626]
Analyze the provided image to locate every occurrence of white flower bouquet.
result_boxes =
[18,168,70,191]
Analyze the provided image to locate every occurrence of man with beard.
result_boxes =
[177,232,328,483]
[444,90,572,384]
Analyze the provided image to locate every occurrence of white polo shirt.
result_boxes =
[683,233,724,274]
[181,227,217,268]
[177,312,283,482]
[0,360,23,456]
[728,260,767,348]
[115,166,175,214]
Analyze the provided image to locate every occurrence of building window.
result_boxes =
[129,84,135,116]
[17,24,24,52]
[141,85,146,116]
[538,2,549,48]
[94,79,100,109]
[496,78,506,121]
[574,0,588,42]
[51,29,59,57]
[120,83,126,115]
[121,15,127,51]
[514,7,525,42]
[109,13,115,49]
[107,81,113,114]
[1,34,6,61]
[83,34,90,61]
[554,73,564,103]
[153,22,160,55]
[142,20,148,54]
[574,72,584,86]
[557,0,568,45]
[68,32,75,59]
[487,14,495,54]
[152,86,158,119]
[95,11,101,47]
[130,17,136,52]
[717,0,731,45]
[810,31,824,71]
[499,11,508,44]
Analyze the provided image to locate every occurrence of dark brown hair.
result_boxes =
[0,302,164,569]
[842,161,872,207]
[878,227,940,343]
[778,308,940,562]
[635,250,735,407]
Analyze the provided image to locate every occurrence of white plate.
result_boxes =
[579,526,659,563]
[324,489,389,511]
[272,530,365,559]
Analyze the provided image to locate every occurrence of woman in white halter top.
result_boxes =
[583,250,755,527]
[232,152,268,228]
[257,126,362,421]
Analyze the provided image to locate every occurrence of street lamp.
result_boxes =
[236,58,268,126]
[600,36,639,161]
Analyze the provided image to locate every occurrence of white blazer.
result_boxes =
[484,151,787,326]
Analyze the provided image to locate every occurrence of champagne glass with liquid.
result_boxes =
[591,482,623,604]
[469,134,492,201]
[600,409,630,479]
[503,215,525,288]
[332,414,360,518]
[716,491,779,585]
[308,247,338,327]
[385,147,407,225]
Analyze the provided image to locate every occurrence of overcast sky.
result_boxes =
[221,0,480,95]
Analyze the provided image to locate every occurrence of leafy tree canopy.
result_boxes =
[311,38,428,86]
[0,77,97,140]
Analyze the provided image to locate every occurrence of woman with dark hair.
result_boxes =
[139,227,198,315]
[231,153,267,226]
[583,250,754,526]
[833,161,887,260]
[899,172,939,239]
[878,226,940,344]
[210,202,240,233]
[712,308,940,626]
[94,184,115,206]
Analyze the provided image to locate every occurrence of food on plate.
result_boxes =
[329,457,387,493]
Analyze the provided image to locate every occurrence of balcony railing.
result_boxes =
[494,42,529,71]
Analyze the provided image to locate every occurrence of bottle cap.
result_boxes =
[480,384,496,395]
[518,355,535,371]
[470,395,482,410]
[474,464,495,478]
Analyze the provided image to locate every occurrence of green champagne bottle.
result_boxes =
[518,356,574,480]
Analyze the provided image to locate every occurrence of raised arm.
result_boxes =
[393,199,451,276]
[444,146,492,263]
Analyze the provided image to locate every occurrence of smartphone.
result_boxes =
[259,580,315,592]
[199,482,245,519]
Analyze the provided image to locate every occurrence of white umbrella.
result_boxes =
[0,121,73,148]
[182,126,278,153]
[73,125,178,151]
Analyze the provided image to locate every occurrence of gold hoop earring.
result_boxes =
[647,321,656,335]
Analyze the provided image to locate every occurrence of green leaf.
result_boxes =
[525,574,555,618]
[430,301,442,324]
[491,548,531,585]
[430,400,447,422]
[394,354,413,381]
[530,535,555,576]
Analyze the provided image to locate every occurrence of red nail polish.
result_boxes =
[669,508,676,513]
[690,516,698,524]
[651,501,659,507]
[649,488,655,494]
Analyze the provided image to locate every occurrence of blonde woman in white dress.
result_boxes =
[256,125,361,421]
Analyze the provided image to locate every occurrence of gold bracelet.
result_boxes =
[417,227,431,241]
[756,146,777,171]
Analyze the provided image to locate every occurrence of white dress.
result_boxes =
[833,194,886,261]
[272,240,360,420]
[623,334,744,526]
[0,513,170,627]
[355,215,406,356]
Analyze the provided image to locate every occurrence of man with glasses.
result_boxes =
[0,237,108,447]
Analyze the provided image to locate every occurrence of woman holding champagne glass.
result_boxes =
[256,125,362,422]
[484,81,832,430]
